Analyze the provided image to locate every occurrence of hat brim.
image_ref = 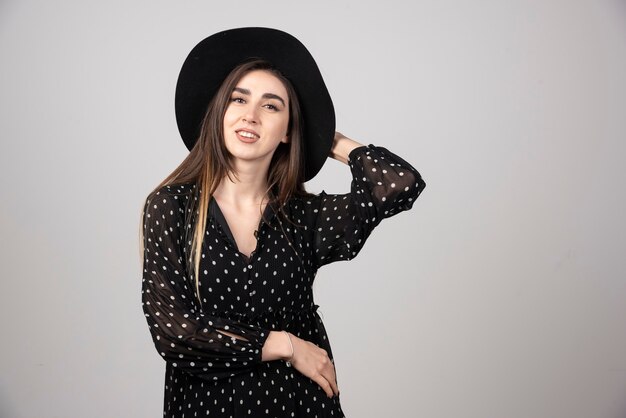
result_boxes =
[175,27,335,182]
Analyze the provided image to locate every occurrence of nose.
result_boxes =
[242,106,258,124]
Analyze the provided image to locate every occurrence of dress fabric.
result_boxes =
[141,143,426,417]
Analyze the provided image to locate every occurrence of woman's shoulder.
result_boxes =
[287,189,321,204]
[283,189,329,216]
[145,182,196,209]
[155,182,195,195]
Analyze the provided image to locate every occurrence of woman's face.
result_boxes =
[222,69,290,169]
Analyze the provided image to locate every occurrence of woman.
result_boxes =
[141,27,426,417]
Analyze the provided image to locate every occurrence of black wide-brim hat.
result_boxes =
[175,27,335,182]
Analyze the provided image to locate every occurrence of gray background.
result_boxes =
[1,0,625,417]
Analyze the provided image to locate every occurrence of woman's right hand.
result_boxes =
[287,332,340,398]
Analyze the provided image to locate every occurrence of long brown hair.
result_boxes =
[141,59,314,307]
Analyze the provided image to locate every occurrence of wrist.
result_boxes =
[282,331,295,364]
[262,331,294,362]
[331,137,364,165]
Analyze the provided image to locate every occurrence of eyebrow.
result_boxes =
[232,87,286,107]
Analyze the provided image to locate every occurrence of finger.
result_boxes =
[313,374,334,398]
[320,354,338,394]
[323,362,339,396]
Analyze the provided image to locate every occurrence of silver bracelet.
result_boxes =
[283,331,294,367]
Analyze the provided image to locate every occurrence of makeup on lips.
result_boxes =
[236,129,260,143]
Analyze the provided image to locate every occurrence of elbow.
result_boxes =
[147,325,179,361]
[414,173,426,199]
[377,170,425,217]
[404,168,426,202]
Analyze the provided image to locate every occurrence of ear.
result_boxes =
[281,133,289,144]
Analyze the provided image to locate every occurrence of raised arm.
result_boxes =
[308,132,427,269]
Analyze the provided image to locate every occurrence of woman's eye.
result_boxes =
[231,97,245,104]
[264,104,278,111]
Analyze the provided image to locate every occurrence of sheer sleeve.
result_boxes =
[141,188,271,381]
[310,143,426,269]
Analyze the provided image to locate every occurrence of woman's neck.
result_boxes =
[213,169,269,207]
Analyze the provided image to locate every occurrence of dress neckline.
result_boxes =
[209,196,275,262]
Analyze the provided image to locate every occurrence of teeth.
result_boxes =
[238,131,258,139]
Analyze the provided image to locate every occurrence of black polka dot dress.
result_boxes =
[141,144,426,417]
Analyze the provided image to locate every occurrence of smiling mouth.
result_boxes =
[235,130,260,143]
[236,130,259,139]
